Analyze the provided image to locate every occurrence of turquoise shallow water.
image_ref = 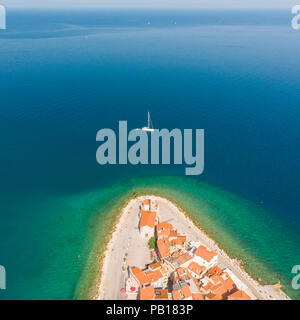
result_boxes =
[0,9,300,299]
[74,176,300,300]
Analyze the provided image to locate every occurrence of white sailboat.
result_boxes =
[142,111,154,132]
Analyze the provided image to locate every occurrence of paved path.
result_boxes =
[99,200,150,300]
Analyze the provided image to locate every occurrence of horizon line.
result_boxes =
[4,6,291,10]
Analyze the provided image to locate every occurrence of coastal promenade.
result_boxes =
[96,195,290,300]
[97,199,150,299]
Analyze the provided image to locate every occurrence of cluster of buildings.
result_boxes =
[125,199,253,300]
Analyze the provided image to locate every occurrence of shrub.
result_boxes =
[148,236,156,249]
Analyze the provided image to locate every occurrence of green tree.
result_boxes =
[148,236,156,249]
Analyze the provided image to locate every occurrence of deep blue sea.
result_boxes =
[0,9,300,299]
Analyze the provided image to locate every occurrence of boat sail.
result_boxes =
[142,111,154,132]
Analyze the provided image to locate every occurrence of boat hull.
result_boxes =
[142,127,154,132]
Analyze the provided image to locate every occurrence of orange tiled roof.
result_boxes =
[228,290,251,300]
[169,230,178,238]
[156,221,173,232]
[140,210,156,228]
[172,289,182,300]
[203,281,214,291]
[140,285,154,300]
[208,274,236,300]
[172,285,192,300]
[192,293,204,300]
[171,237,186,247]
[154,289,168,300]
[148,262,161,271]
[210,274,224,285]
[206,265,223,276]
[177,235,186,241]
[188,262,206,277]
[181,285,192,299]
[195,245,217,262]
[157,239,170,258]
[158,229,171,238]
[131,267,150,286]
[211,282,225,295]
[146,270,163,283]
[177,252,193,265]
[206,292,216,300]
[177,267,186,276]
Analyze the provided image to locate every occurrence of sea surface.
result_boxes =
[0,9,300,299]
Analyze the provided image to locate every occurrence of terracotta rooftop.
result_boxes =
[210,274,224,285]
[154,289,168,300]
[146,270,163,283]
[207,273,236,300]
[157,229,171,238]
[157,238,171,258]
[195,245,218,262]
[177,252,193,265]
[177,267,186,276]
[188,262,206,276]
[169,230,178,238]
[181,285,192,299]
[140,285,154,300]
[172,289,182,300]
[148,262,161,271]
[173,285,192,300]
[156,221,173,232]
[206,265,223,277]
[203,281,214,291]
[206,292,216,300]
[131,267,149,286]
[192,293,205,300]
[171,236,186,247]
[140,210,156,228]
[228,290,251,300]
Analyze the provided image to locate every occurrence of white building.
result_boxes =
[193,245,218,270]
[142,199,150,211]
[139,209,157,238]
